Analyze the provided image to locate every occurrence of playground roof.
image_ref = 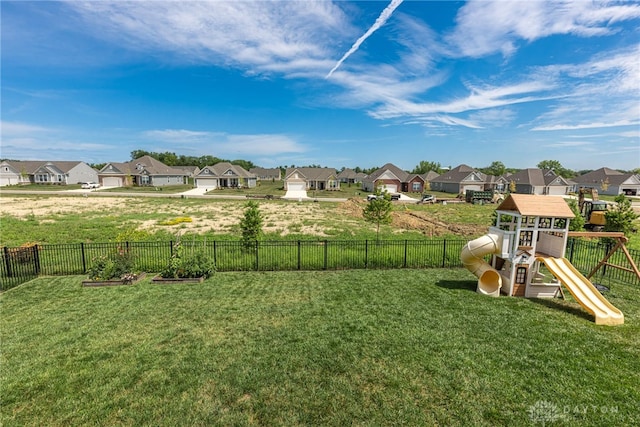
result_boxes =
[496,194,575,218]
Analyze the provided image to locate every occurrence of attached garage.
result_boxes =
[286,182,306,192]
[381,184,397,193]
[102,177,123,187]
[196,178,218,189]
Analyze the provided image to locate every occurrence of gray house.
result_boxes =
[507,169,572,195]
[99,156,188,187]
[284,167,339,192]
[573,167,640,196]
[430,164,486,195]
[195,162,257,189]
[0,160,98,186]
[249,167,282,181]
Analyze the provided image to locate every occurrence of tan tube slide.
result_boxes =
[460,234,502,297]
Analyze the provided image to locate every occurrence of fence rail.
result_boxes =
[2,238,639,290]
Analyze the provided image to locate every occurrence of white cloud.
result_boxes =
[67,1,352,77]
[142,128,307,157]
[1,121,52,136]
[447,0,640,58]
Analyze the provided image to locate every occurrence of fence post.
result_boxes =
[213,241,217,266]
[255,241,259,271]
[568,239,574,264]
[404,240,408,268]
[33,244,41,275]
[297,240,301,270]
[3,246,12,278]
[365,240,368,269]
[170,241,174,256]
[324,240,328,270]
[81,242,87,273]
[442,239,447,268]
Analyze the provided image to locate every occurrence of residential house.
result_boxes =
[194,162,257,189]
[172,166,201,180]
[0,161,30,186]
[362,163,426,193]
[99,155,188,187]
[284,167,340,192]
[0,160,98,186]
[250,167,282,181]
[420,171,440,191]
[507,169,571,195]
[337,168,366,185]
[573,167,640,196]
[430,164,487,195]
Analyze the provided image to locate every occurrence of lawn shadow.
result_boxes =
[436,280,476,293]
[528,297,593,322]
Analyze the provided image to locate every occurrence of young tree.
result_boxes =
[605,195,639,236]
[240,201,263,249]
[363,189,393,240]
[566,199,585,231]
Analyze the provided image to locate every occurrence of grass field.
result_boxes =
[2,269,638,426]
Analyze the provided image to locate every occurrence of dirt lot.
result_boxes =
[0,195,485,238]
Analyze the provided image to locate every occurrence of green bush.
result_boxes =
[87,250,136,281]
[160,244,216,279]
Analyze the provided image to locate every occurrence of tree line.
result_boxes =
[83,150,639,178]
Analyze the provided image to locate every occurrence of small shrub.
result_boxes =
[88,249,136,281]
[160,243,216,279]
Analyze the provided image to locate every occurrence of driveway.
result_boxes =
[180,187,210,196]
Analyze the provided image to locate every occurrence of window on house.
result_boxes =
[515,267,527,284]
[412,182,421,191]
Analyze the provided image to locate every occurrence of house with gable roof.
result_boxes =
[250,167,282,181]
[507,169,572,195]
[430,164,487,195]
[0,160,98,186]
[337,168,366,185]
[99,155,188,187]
[362,163,426,193]
[573,167,640,196]
[284,167,340,192]
[195,162,257,189]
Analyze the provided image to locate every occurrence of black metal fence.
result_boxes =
[2,238,639,290]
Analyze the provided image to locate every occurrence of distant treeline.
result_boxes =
[79,151,639,178]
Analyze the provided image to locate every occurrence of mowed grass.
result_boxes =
[2,269,639,426]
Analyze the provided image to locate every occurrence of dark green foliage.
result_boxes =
[87,249,136,280]
[566,199,586,231]
[160,243,216,278]
[605,195,639,236]
[240,201,263,249]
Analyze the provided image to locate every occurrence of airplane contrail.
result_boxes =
[326,0,404,79]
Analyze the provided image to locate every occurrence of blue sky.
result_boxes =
[2,0,639,171]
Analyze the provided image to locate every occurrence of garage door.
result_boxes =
[287,182,306,191]
[197,178,218,189]
[382,184,397,193]
[0,177,15,186]
[547,187,567,196]
[103,177,122,187]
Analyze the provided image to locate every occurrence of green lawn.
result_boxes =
[2,269,638,426]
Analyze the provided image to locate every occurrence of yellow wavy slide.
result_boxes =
[536,257,624,326]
